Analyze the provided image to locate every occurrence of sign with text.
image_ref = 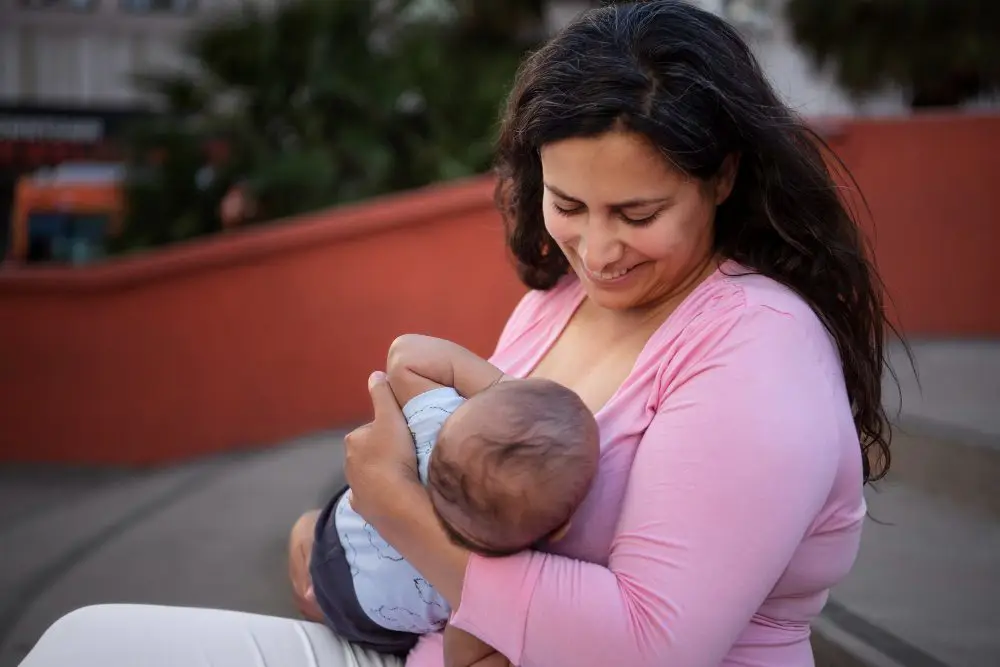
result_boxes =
[0,115,105,143]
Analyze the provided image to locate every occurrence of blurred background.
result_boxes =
[0,0,997,665]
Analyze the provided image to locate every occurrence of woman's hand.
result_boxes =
[344,370,471,605]
[344,371,422,523]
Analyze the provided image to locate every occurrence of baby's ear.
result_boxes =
[548,521,572,543]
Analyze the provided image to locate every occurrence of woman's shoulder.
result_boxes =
[654,263,841,379]
[677,262,832,341]
[721,267,819,321]
[644,264,855,460]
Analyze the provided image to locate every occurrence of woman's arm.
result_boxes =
[359,471,470,603]
[360,307,852,667]
[444,624,511,667]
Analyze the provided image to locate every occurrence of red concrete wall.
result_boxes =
[0,113,997,465]
[0,178,526,464]
[823,113,1000,335]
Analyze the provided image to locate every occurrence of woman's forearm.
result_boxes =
[366,477,471,606]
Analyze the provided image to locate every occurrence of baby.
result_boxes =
[309,334,600,666]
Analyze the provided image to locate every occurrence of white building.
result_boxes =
[0,0,903,116]
[0,0,255,244]
[710,0,908,116]
[0,0,294,106]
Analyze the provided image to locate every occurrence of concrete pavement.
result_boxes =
[828,480,1000,667]
[0,435,347,666]
[885,340,1000,448]
[817,339,1000,667]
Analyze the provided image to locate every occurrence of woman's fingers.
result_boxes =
[367,371,398,420]
[344,371,420,521]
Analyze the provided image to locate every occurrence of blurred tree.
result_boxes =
[786,0,1000,108]
[114,0,543,253]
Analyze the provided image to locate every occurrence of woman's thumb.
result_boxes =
[367,371,395,418]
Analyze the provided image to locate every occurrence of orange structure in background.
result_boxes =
[6,163,125,264]
[0,113,998,465]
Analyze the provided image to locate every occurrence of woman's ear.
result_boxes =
[714,153,740,205]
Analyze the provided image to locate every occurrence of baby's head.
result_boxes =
[427,378,600,556]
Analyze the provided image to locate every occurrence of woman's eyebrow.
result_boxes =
[543,183,672,208]
[543,183,583,203]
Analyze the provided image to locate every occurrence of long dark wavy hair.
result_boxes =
[494,0,900,482]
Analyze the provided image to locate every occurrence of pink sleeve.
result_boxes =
[450,306,844,667]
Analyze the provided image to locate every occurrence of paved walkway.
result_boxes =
[827,479,999,667]
[0,340,997,667]
[885,339,1000,448]
[0,436,346,666]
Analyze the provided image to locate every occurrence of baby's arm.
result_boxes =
[444,624,511,667]
[386,334,512,406]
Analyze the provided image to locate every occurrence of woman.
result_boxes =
[19,2,893,666]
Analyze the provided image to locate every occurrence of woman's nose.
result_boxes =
[578,223,624,273]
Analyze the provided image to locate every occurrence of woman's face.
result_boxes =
[539,130,735,312]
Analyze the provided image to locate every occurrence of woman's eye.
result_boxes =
[553,203,583,216]
[622,212,659,226]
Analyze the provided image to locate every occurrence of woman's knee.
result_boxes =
[20,605,129,665]
[45,604,127,636]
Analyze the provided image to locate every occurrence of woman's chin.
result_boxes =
[574,263,650,308]
[580,283,644,311]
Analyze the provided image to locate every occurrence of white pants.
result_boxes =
[18,604,403,667]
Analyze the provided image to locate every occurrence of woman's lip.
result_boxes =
[583,263,643,284]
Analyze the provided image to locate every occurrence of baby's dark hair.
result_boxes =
[427,379,600,556]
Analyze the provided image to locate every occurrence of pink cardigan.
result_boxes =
[407,262,866,667]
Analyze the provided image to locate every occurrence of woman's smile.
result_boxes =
[580,260,648,287]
